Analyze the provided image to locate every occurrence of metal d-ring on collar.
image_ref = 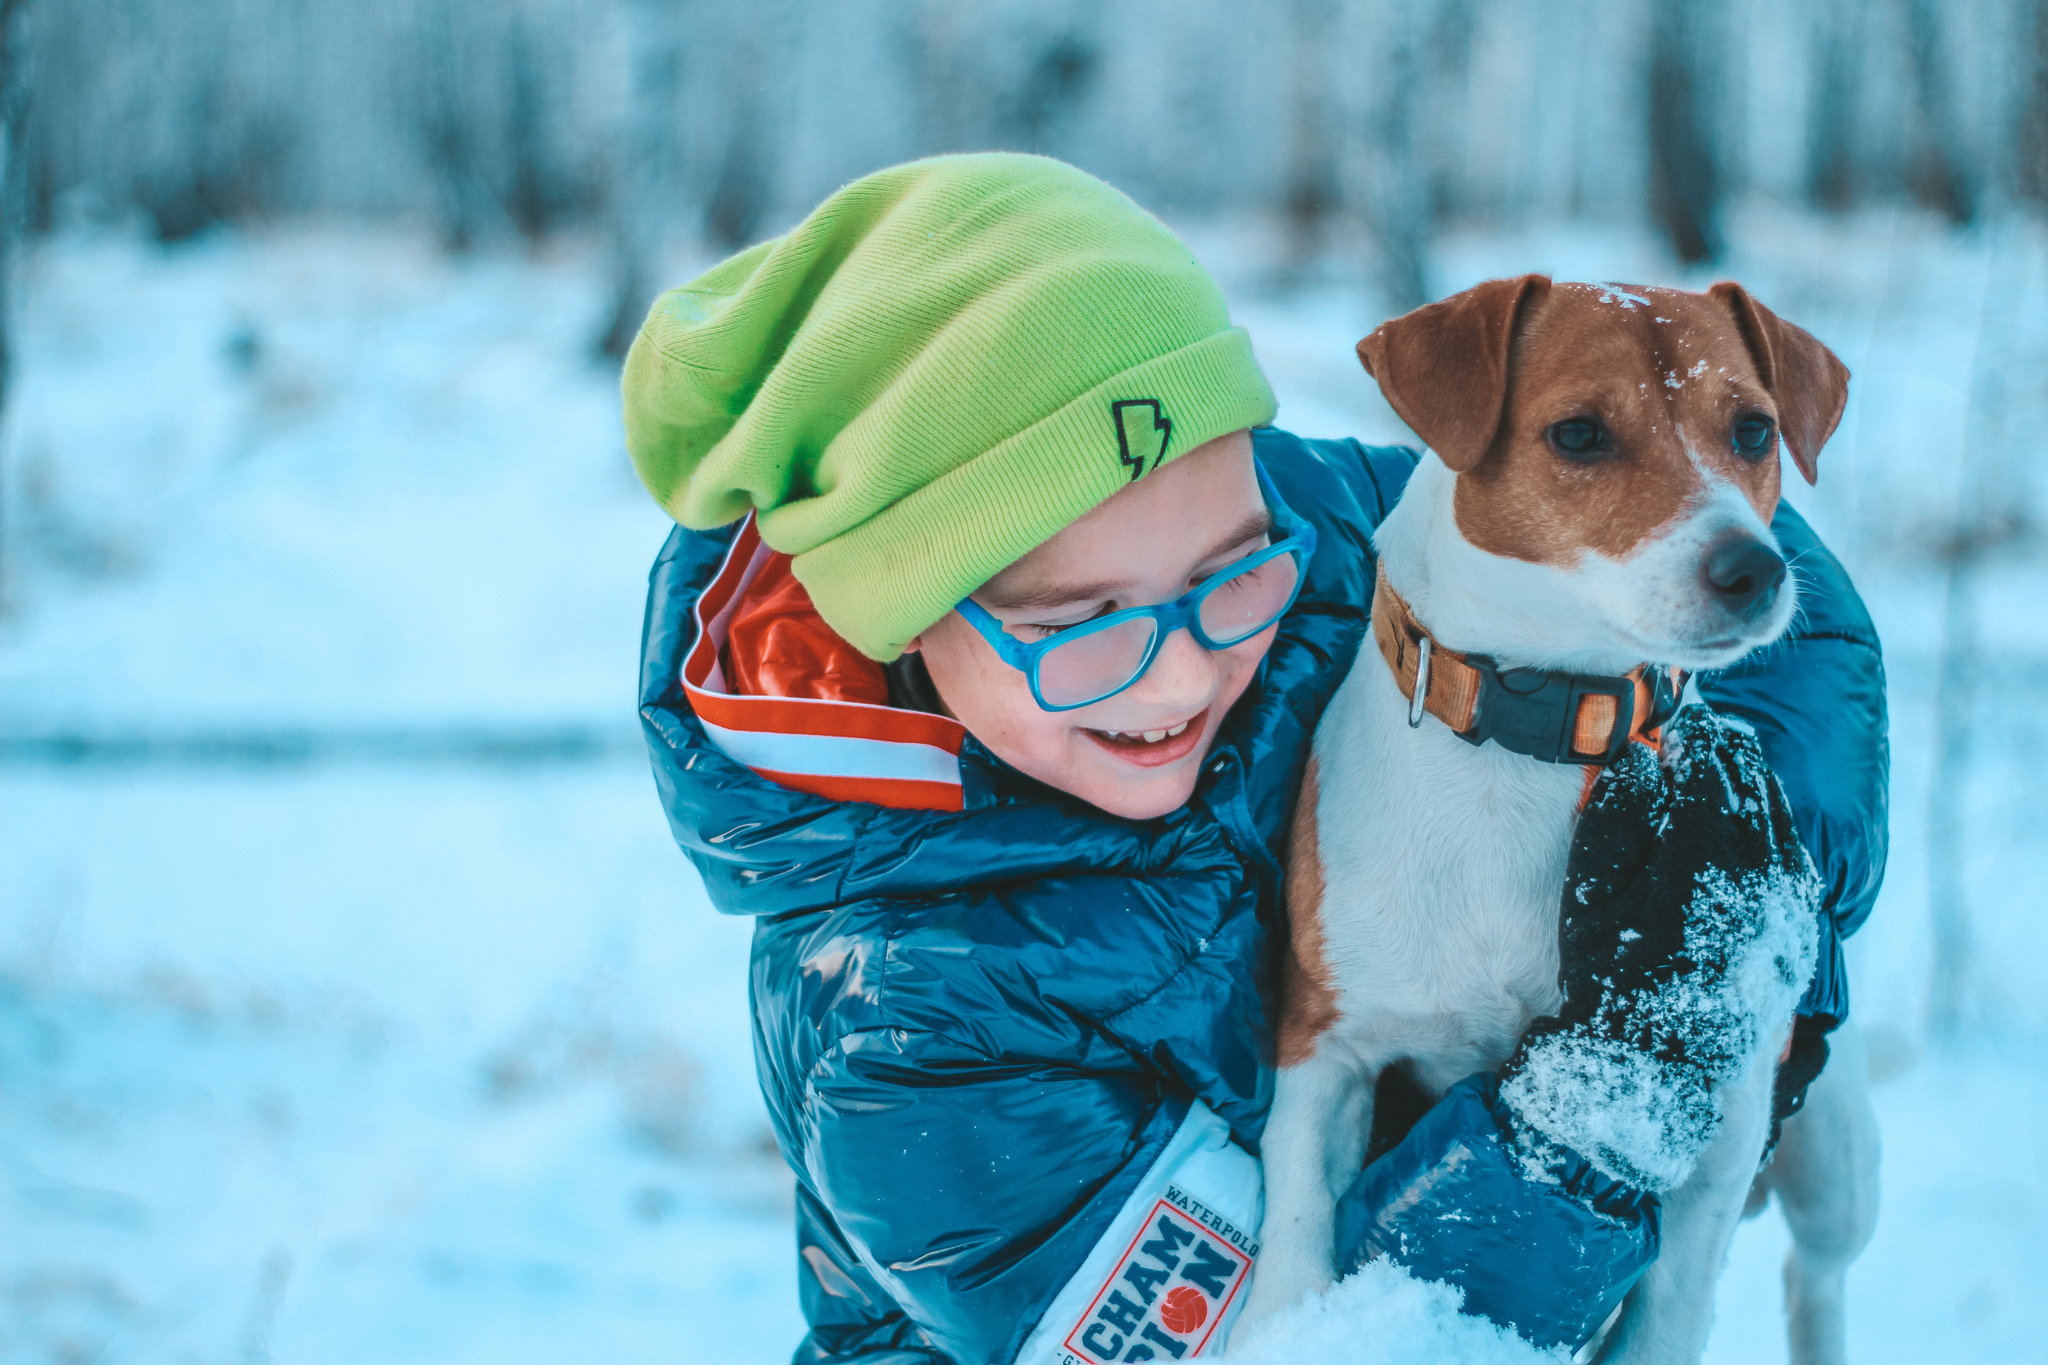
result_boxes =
[1408,636,1431,729]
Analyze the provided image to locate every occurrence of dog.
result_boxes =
[1240,277,1879,1364]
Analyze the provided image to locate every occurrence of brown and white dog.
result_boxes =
[1240,278,1880,1363]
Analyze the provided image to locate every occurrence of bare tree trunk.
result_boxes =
[1283,0,1341,274]
[416,0,489,253]
[704,105,767,253]
[504,18,553,245]
[909,0,968,157]
[1366,0,1429,315]
[0,0,31,602]
[2014,0,2047,205]
[1926,547,1977,1038]
[594,0,685,362]
[1807,0,1863,211]
[1927,230,2026,1039]
[1004,30,1096,156]
[1648,0,1722,264]
[703,6,776,254]
[0,0,25,405]
[1903,0,1974,224]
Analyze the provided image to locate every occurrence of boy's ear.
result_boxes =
[1356,274,1550,471]
[900,636,923,655]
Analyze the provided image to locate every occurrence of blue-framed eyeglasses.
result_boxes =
[955,462,1317,712]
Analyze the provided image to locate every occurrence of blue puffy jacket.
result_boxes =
[637,428,1887,1363]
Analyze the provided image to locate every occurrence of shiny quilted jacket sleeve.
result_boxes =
[794,1184,952,1365]
[797,1025,1189,1365]
[1694,502,1888,1022]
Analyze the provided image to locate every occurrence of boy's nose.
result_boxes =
[1122,626,1217,710]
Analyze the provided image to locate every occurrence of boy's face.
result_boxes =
[906,430,1277,820]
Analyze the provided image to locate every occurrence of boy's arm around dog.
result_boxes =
[636,430,1886,1361]
[1694,504,1886,1028]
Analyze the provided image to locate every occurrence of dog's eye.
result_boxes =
[1733,414,1776,458]
[1546,418,1609,461]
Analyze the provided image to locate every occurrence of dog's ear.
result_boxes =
[1709,282,1848,486]
[1356,274,1550,471]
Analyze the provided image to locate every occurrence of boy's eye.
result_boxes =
[1189,539,1273,591]
[1015,604,1114,639]
[1209,567,1259,593]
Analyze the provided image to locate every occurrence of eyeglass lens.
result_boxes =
[1036,615,1160,708]
[1197,551,1300,646]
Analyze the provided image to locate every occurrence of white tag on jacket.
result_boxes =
[1015,1100,1263,1365]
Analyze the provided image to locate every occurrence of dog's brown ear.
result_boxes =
[1356,274,1550,471]
[1708,282,1848,486]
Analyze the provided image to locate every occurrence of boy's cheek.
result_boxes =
[915,620,1059,757]
[918,618,1273,814]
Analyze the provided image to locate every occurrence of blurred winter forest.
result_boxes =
[2,2,2047,1362]
[7,0,2048,337]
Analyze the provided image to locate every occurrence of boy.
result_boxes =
[622,155,1884,1361]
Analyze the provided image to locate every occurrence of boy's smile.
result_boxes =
[1083,709,1206,766]
[905,430,1277,819]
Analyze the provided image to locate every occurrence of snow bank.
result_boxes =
[1223,1261,1566,1365]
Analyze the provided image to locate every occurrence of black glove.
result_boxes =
[1499,705,1822,1192]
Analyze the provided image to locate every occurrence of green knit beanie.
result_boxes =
[621,152,1277,662]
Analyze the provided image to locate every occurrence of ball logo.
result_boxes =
[1063,1192,1251,1362]
[1159,1286,1207,1335]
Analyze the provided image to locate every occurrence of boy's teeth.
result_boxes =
[1095,721,1193,745]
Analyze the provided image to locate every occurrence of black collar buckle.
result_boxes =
[1456,657,1675,767]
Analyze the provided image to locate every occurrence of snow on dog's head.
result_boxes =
[1359,277,1848,674]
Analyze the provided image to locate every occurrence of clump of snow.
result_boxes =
[1594,284,1651,309]
[1503,1034,1716,1193]
[1223,1260,1567,1365]
[1673,863,1822,1071]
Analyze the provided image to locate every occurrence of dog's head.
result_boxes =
[1358,276,1847,671]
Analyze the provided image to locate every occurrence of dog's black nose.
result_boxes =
[1706,537,1787,618]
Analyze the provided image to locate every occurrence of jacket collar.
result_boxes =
[683,515,969,810]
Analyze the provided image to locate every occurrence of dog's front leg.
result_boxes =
[1238,1046,1374,1331]
[1604,1045,1777,1365]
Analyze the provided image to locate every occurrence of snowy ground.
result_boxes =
[3,209,2046,1362]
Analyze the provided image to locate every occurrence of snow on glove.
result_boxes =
[1498,704,1822,1193]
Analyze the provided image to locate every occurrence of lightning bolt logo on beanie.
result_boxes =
[1112,399,1172,482]
[621,153,1276,662]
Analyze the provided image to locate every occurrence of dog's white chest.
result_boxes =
[1305,642,1585,1090]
